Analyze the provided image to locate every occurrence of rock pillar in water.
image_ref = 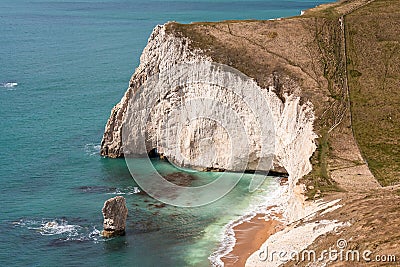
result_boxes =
[102,196,128,238]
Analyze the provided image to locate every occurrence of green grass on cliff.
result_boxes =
[345,0,400,186]
[304,130,343,199]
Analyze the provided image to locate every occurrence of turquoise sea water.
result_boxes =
[0,0,330,266]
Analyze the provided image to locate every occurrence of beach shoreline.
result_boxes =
[209,178,289,267]
[221,212,285,267]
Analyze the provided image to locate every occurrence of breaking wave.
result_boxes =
[1,82,18,88]
[76,185,143,195]
[13,218,103,243]
[106,186,142,195]
[208,182,287,267]
[84,143,101,156]
[1,81,18,91]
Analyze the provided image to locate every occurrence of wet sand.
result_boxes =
[221,214,284,267]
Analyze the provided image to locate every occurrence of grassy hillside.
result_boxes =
[345,0,400,186]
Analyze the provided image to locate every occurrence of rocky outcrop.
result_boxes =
[102,196,128,238]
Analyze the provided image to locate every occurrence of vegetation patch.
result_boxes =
[302,130,343,200]
[349,69,361,78]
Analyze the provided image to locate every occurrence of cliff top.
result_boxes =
[165,0,399,190]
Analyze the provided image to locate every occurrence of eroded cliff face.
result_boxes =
[101,24,317,218]
[100,25,209,158]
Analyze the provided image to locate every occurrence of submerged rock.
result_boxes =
[163,172,197,187]
[102,196,128,238]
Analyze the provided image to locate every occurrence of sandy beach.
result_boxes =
[221,213,284,267]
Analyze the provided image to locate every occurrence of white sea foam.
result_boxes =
[84,143,101,156]
[13,218,103,243]
[1,82,18,88]
[39,220,81,236]
[14,219,81,236]
[106,186,142,195]
[208,180,288,267]
[1,81,18,91]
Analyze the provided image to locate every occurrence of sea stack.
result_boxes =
[101,196,128,238]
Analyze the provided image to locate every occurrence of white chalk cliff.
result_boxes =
[101,24,317,220]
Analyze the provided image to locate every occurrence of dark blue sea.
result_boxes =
[0,0,330,266]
